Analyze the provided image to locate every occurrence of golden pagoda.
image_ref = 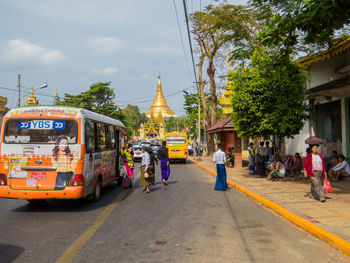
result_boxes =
[146,73,176,118]
[220,58,233,116]
[24,87,38,106]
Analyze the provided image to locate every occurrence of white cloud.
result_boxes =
[86,37,122,54]
[91,67,119,75]
[1,39,67,65]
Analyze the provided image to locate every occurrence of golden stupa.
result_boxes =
[220,58,233,116]
[146,73,176,118]
[24,87,38,106]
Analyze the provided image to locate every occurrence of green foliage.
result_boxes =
[121,104,147,134]
[183,93,200,135]
[231,50,308,139]
[251,0,350,54]
[211,4,262,59]
[183,92,223,135]
[165,116,187,132]
[59,82,126,123]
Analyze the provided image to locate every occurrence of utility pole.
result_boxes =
[197,84,201,145]
[17,74,21,107]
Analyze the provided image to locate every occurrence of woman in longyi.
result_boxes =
[51,136,78,190]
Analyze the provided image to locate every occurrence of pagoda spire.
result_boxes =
[24,87,38,106]
[54,89,60,105]
[146,73,176,118]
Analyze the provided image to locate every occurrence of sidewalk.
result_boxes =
[191,156,350,242]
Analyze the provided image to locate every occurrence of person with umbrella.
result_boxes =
[303,136,327,202]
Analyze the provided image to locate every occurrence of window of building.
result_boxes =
[316,100,342,143]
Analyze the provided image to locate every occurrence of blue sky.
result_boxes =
[0,0,246,115]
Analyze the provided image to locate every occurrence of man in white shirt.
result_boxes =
[331,154,350,182]
[213,144,228,191]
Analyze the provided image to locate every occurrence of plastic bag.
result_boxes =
[323,178,332,194]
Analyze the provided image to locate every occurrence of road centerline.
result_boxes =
[55,182,132,263]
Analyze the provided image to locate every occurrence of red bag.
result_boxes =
[323,178,332,194]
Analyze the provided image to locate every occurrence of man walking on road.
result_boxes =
[213,143,228,191]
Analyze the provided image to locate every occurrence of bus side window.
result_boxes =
[109,126,115,149]
[97,123,106,151]
[85,119,96,153]
[105,125,110,150]
[115,128,120,151]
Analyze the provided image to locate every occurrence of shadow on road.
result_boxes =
[0,244,25,263]
[11,181,128,213]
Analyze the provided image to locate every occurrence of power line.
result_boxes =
[182,0,198,85]
[117,85,196,107]
[172,0,194,82]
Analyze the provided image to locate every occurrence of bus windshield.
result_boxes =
[3,119,78,144]
[166,136,186,144]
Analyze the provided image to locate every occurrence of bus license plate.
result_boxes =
[31,172,46,180]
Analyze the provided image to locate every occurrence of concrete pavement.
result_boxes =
[0,162,349,262]
[192,156,350,254]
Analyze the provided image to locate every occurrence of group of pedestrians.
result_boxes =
[245,140,334,202]
[248,141,274,177]
[121,141,170,194]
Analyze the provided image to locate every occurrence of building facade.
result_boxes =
[285,37,350,158]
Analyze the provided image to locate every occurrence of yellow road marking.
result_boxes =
[55,188,129,263]
[192,159,350,257]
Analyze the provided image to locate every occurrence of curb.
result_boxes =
[191,159,350,257]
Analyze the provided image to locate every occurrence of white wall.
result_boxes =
[284,120,311,157]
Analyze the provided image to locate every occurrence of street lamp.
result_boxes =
[21,82,48,99]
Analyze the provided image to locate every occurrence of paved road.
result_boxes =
[0,162,349,263]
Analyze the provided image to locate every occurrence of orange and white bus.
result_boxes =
[0,106,125,202]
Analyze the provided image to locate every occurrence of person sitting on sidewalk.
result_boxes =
[286,153,302,177]
[326,150,338,173]
[267,159,285,181]
[226,147,234,168]
[330,154,350,182]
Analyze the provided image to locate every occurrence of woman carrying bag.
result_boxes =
[303,144,327,202]
[140,145,153,193]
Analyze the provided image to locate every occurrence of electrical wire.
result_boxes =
[182,0,199,85]
[172,0,194,82]
[117,85,196,107]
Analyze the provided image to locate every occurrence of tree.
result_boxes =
[191,4,260,152]
[165,116,186,132]
[251,0,350,55]
[230,50,308,147]
[59,82,126,123]
[121,104,147,133]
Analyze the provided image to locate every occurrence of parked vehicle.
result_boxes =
[140,141,151,148]
[133,146,142,161]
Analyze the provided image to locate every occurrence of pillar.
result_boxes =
[233,131,242,168]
